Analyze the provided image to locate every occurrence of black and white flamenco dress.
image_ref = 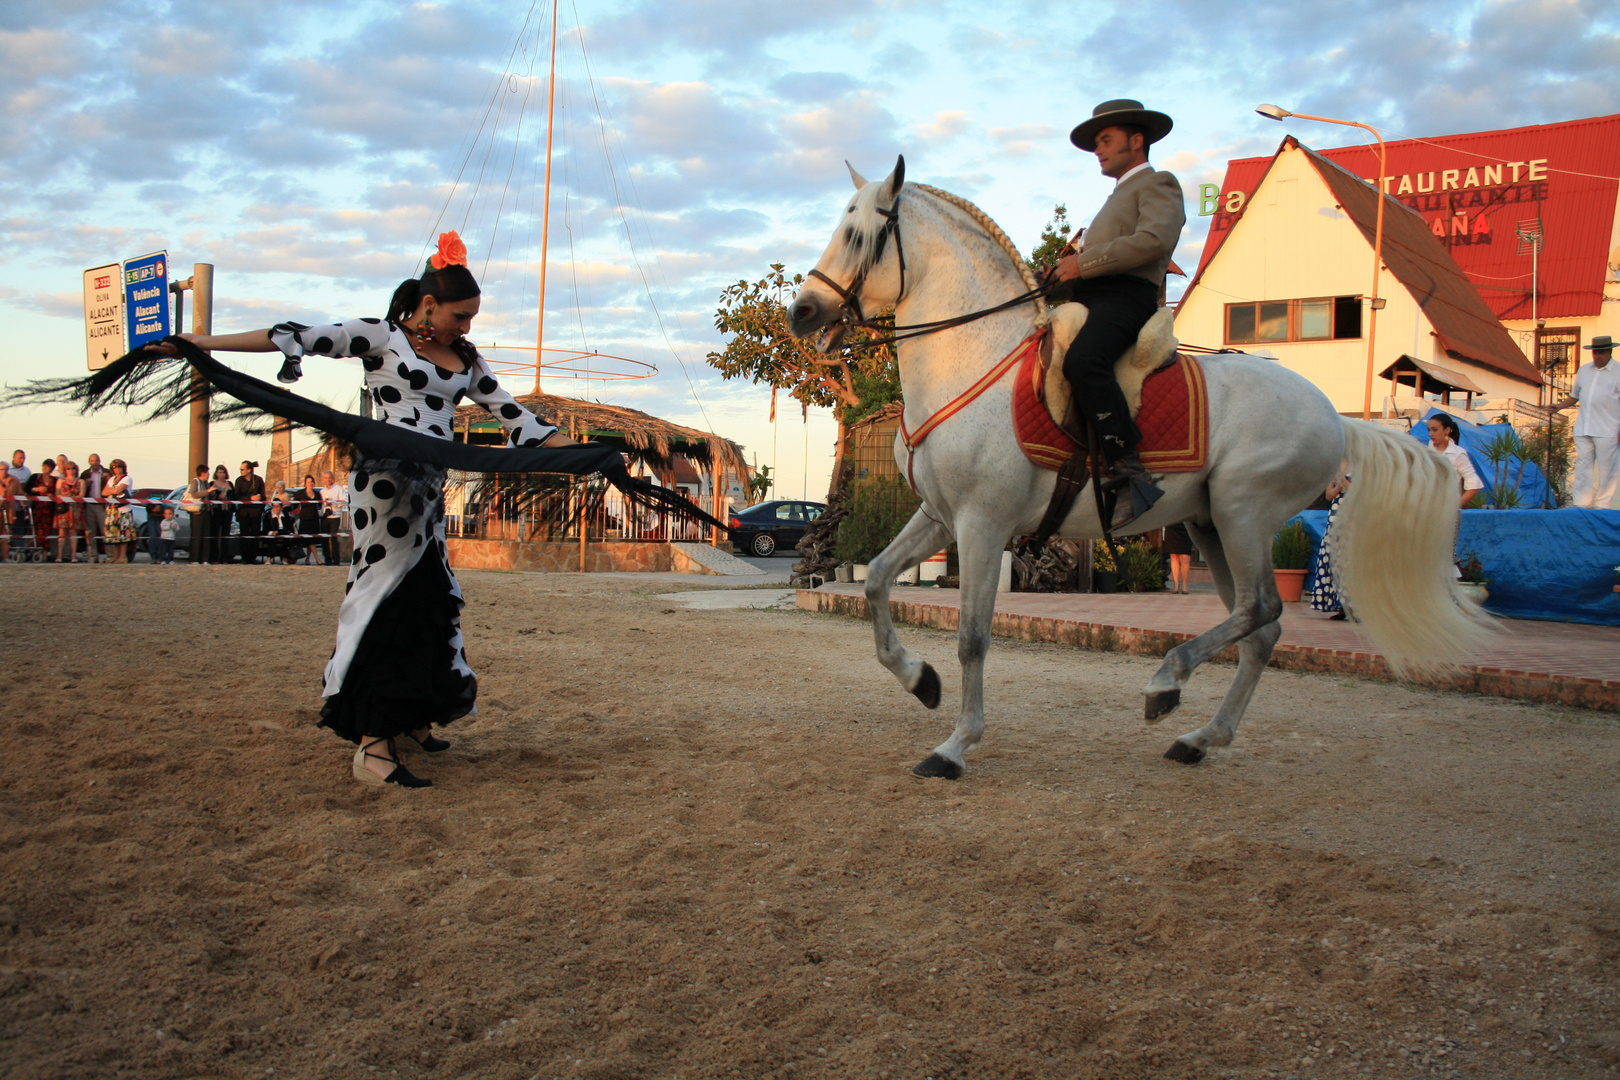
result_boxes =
[268,318,557,743]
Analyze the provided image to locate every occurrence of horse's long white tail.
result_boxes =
[1333,418,1497,676]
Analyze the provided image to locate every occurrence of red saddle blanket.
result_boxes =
[1012,348,1209,473]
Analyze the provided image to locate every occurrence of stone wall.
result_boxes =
[447,539,735,574]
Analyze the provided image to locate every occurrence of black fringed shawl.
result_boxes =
[14,337,727,530]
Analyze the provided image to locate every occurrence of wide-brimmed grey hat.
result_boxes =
[1070,99,1174,152]
[1585,335,1614,351]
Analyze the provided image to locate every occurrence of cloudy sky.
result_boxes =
[3,0,1617,493]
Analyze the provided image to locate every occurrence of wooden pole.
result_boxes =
[574,416,586,572]
[716,463,729,550]
[188,265,214,473]
[534,0,559,395]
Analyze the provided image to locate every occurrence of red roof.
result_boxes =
[1194,114,1620,320]
[1297,142,1541,385]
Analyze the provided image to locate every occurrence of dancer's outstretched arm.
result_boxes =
[146,331,279,355]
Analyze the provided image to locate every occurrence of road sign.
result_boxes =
[123,250,170,350]
[83,263,124,371]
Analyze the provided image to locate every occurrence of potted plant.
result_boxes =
[1271,521,1312,602]
[1092,540,1119,593]
[1119,539,1168,593]
[1456,551,1489,605]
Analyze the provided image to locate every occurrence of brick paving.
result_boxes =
[797,584,1620,711]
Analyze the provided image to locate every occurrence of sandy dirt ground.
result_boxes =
[1,563,1617,1080]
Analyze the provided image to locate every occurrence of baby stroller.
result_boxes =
[6,500,45,562]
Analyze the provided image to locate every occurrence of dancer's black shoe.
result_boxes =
[352,738,433,788]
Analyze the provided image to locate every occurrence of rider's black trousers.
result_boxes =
[1055,274,1160,463]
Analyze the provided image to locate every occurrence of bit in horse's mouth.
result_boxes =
[815,322,847,354]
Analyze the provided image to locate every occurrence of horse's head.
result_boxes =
[788,155,906,353]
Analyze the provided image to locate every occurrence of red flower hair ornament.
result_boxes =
[427,231,468,271]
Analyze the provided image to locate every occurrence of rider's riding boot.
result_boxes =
[1102,452,1164,529]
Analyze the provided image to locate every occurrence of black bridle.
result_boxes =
[805,192,1056,351]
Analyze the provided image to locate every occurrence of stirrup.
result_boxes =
[1106,475,1165,529]
[352,738,433,788]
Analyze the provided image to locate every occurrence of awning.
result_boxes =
[1377,354,1486,396]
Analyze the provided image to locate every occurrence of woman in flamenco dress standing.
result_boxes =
[146,233,573,787]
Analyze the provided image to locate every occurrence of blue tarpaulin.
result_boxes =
[1408,407,1551,508]
[1292,508,1620,626]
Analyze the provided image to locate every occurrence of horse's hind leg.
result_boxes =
[1164,616,1282,764]
[1142,520,1284,762]
[866,510,953,709]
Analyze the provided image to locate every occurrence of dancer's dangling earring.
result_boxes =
[414,306,437,345]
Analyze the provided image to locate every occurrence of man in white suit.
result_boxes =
[1552,335,1620,508]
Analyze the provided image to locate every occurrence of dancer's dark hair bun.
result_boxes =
[385,264,480,324]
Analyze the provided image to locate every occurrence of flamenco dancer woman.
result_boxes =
[30,232,721,789]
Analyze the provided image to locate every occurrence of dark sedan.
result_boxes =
[728,499,826,557]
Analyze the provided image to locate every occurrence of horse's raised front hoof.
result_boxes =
[911,663,942,710]
[1143,688,1181,723]
[912,752,962,780]
[1163,740,1206,765]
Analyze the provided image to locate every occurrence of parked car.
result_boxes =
[728,499,826,557]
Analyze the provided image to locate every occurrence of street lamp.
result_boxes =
[1257,104,1388,421]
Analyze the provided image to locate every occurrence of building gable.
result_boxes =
[1194,113,1620,321]
[1299,143,1541,385]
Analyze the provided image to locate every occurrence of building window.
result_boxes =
[1224,296,1362,345]
[1537,327,1580,398]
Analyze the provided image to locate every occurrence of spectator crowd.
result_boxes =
[3,449,348,566]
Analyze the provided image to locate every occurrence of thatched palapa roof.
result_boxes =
[454,392,748,479]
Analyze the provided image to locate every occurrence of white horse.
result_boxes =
[788,157,1494,777]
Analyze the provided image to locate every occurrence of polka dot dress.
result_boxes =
[1309,482,1346,614]
[270,319,557,738]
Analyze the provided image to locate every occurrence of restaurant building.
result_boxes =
[1175,114,1620,422]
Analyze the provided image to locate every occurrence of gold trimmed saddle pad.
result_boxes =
[1013,346,1210,474]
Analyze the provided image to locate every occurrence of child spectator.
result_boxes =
[156,507,179,564]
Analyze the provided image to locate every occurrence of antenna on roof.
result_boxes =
[1516,216,1544,335]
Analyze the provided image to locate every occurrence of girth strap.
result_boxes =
[1033,451,1089,542]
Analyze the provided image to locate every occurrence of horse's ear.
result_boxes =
[879,154,906,201]
[846,160,867,189]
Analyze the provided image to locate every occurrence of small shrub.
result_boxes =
[1092,540,1116,572]
[1457,552,1488,584]
[1272,521,1312,570]
[1119,539,1167,592]
[833,475,920,565]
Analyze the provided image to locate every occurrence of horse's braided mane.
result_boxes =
[912,183,1050,327]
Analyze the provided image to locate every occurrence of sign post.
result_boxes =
[83,263,124,370]
[123,251,171,349]
[170,264,215,476]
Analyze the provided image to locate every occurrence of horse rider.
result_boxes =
[1048,98,1186,525]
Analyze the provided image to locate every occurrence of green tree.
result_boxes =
[1025,204,1072,276]
[748,464,773,502]
[706,263,900,488]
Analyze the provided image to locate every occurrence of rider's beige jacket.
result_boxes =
[1074,166,1185,287]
